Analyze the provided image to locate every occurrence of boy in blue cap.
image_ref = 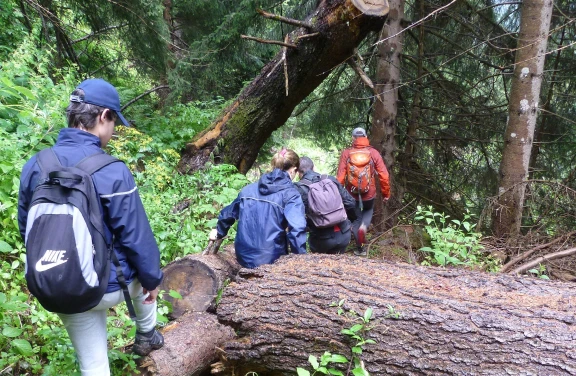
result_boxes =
[18,79,164,375]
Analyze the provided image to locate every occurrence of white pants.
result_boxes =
[58,280,157,376]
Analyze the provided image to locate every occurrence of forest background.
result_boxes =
[0,0,575,374]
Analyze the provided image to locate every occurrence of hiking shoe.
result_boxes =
[354,246,367,256]
[133,329,164,356]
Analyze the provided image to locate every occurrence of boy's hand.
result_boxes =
[143,287,159,304]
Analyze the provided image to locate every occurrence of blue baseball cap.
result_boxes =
[70,79,130,126]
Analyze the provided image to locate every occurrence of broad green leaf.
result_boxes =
[168,290,182,299]
[11,339,34,356]
[349,324,363,333]
[351,346,362,354]
[0,77,14,87]
[352,368,369,376]
[330,354,348,363]
[1,301,28,312]
[308,355,319,369]
[296,368,311,376]
[0,163,13,173]
[0,240,12,253]
[3,326,23,337]
[328,369,344,376]
[13,86,36,100]
[363,307,373,322]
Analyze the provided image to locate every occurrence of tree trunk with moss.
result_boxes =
[178,0,389,174]
[215,254,576,375]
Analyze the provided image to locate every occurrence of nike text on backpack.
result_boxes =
[299,175,347,228]
[346,148,374,195]
[25,148,136,318]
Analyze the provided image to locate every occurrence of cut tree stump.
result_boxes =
[136,312,235,376]
[216,254,576,375]
[159,248,241,319]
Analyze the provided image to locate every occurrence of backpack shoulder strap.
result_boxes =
[36,148,62,175]
[75,152,121,175]
[75,152,136,320]
[298,178,313,187]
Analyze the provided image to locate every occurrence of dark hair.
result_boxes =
[66,89,116,129]
[271,148,300,171]
[298,156,314,174]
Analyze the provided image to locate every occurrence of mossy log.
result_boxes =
[136,312,235,376]
[178,0,388,174]
[216,254,576,375]
[159,248,240,319]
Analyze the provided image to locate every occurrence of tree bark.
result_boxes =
[370,0,405,231]
[492,0,553,237]
[136,312,235,376]
[178,0,389,174]
[158,249,241,319]
[216,254,576,375]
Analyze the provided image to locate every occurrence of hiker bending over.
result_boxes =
[296,157,360,254]
[209,148,307,268]
[337,127,391,256]
[18,79,164,376]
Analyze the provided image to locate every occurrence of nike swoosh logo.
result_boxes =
[36,259,67,272]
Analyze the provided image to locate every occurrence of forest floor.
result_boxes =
[358,225,576,282]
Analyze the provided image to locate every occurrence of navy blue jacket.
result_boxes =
[18,128,163,293]
[216,168,307,268]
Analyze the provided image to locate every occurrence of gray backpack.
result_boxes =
[299,175,347,228]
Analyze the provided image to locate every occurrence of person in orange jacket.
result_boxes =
[337,127,391,256]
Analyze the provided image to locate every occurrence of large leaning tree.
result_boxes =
[177,0,389,174]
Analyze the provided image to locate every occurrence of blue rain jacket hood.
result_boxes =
[217,168,307,268]
[18,128,163,293]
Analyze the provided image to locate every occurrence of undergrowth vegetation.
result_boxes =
[414,205,498,271]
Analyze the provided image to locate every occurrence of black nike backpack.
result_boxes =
[24,148,135,316]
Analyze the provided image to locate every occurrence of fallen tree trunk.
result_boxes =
[136,312,235,376]
[159,248,240,319]
[178,0,388,174]
[216,254,576,375]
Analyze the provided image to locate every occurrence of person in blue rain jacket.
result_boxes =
[209,148,307,268]
[18,79,164,376]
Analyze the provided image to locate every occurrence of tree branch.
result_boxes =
[71,24,127,44]
[240,35,297,48]
[121,85,170,111]
[510,247,576,275]
[347,53,382,103]
[501,231,576,273]
[256,8,313,29]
